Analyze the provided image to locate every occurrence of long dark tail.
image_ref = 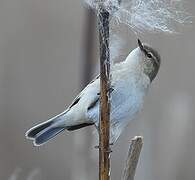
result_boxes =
[26,115,94,146]
[25,115,65,146]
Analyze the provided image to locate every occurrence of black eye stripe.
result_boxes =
[143,49,148,56]
[143,45,161,65]
[147,53,152,58]
[144,50,153,58]
[145,52,159,66]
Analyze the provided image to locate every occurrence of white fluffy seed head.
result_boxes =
[85,0,191,33]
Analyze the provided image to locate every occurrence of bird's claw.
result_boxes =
[94,145,99,149]
[94,143,114,153]
[106,148,113,153]
[109,86,114,93]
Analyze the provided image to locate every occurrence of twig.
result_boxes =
[122,136,143,180]
[98,6,111,180]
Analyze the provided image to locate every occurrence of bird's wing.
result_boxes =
[68,74,100,110]
[68,74,114,111]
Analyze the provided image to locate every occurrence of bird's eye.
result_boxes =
[147,53,152,58]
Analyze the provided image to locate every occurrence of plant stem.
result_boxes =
[122,136,143,180]
[98,6,111,180]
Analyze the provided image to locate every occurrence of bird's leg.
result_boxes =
[94,143,114,152]
[109,86,114,93]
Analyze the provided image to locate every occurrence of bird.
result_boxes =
[25,39,161,146]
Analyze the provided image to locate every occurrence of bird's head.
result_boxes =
[136,39,161,82]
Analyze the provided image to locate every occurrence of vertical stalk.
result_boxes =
[98,6,111,180]
[122,136,143,180]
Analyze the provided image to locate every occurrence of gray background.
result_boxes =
[0,0,195,179]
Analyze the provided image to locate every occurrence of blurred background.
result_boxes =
[0,0,195,179]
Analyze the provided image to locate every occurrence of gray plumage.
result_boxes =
[25,39,161,146]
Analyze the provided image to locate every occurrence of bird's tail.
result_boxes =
[25,112,66,146]
[26,111,94,146]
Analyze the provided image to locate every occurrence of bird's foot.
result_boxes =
[106,147,113,153]
[94,143,114,153]
[109,86,114,93]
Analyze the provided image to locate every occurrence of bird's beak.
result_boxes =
[138,39,147,55]
[138,39,144,52]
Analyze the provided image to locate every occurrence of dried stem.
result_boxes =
[98,6,111,180]
[122,136,143,180]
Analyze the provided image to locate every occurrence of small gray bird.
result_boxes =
[26,39,161,146]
